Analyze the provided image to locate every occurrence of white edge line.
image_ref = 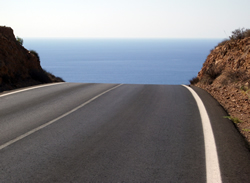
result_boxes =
[0,82,64,98]
[0,84,123,150]
[182,85,222,183]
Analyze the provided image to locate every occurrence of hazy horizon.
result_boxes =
[2,0,250,39]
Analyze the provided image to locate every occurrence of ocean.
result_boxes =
[23,39,221,85]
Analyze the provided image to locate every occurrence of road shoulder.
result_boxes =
[191,85,250,182]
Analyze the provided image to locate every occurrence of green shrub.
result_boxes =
[16,36,23,45]
[29,50,40,62]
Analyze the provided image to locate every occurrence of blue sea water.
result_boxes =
[23,39,221,85]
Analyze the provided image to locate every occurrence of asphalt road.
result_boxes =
[0,83,249,182]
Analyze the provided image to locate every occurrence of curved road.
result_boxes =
[0,83,249,182]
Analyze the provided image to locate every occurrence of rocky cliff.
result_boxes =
[0,26,64,92]
[191,31,250,144]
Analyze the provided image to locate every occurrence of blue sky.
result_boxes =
[1,0,250,38]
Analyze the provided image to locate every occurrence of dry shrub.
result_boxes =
[200,74,214,85]
[245,29,250,38]
[207,65,223,80]
[230,28,250,40]
[200,65,224,85]
[214,28,250,49]
[189,77,199,85]
[221,69,250,85]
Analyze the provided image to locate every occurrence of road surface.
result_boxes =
[0,83,249,182]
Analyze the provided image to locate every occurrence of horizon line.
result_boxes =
[22,37,225,40]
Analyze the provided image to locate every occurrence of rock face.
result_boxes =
[0,26,64,92]
[193,37,250,145]
[198,37,250,79]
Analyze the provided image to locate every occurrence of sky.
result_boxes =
[1,0,250,39]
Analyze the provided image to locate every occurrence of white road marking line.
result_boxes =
[182,85,222,183]
[0,84,123,150]
[0,82,64,98]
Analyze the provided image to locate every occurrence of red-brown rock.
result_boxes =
[194,36,250,145]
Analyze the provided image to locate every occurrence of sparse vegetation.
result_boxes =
[190,27,250,145]
[243,129,250,132]
[222,70,250,85]
[190,28,250,87]
[229,28,250,40]
[16,36,23,46]
[200,65,224,85]
[223,116,243,124]
[189,77,199,85]
[240,85,250,98]
[29,50,40,62]
[212,28,250,51]
[240,85,248,91]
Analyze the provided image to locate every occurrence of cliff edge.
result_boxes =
[191,28,250,144]
[0,26,64,92]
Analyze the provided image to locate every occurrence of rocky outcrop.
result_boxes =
[0,26,64,92]
[192,36,250,145]
[198,37,250,79]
